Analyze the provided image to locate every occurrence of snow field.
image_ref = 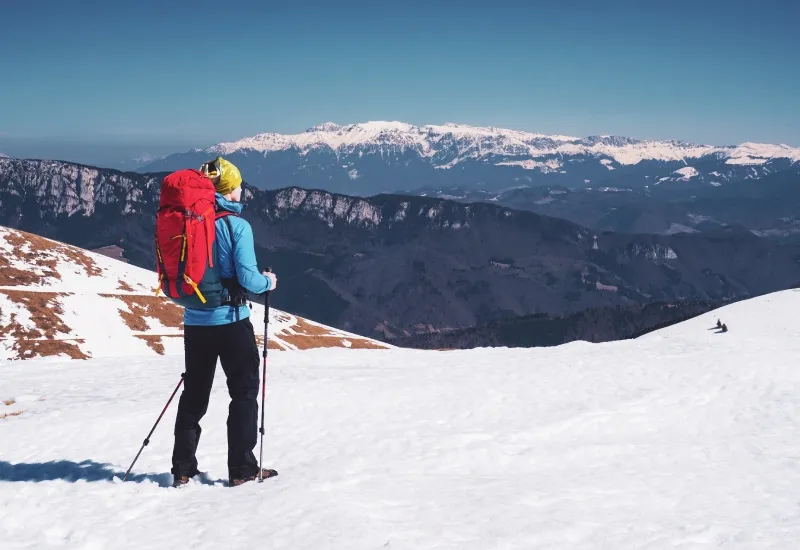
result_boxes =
[2,291,800,548]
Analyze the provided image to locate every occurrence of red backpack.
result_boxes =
[154,169,232,308]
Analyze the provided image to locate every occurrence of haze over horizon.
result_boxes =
[2,0,798,167]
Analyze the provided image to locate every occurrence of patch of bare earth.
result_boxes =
[117,280,135,292]
[0,410,24,420]
[1,230,103,285]
[135,334,182,355]
[101,295,184,332]
[255,335,286,351]
[277,317,387,350]
[0,235,59,286]
[273,312,293,323]
[3,399,15,406]
[0,290,89,360]
[344,338,388,350]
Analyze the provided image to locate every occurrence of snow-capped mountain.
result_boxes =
[0,226,388,361]
[141,121,800,195]
[111,153,166,172]
[3,289,800,547]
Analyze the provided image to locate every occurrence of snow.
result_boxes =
[665,223,699,234]
[3,290,800,548]
[203,122,800,168]
[0,226,389,360]
[726,142,800,165]
[673,166,699,181]
[495,159,562,172]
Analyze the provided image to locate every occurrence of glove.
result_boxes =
[263,271,277,291]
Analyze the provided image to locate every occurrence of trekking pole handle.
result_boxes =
[261,266,273,307]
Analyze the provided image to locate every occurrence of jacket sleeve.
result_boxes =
[231,219,272,294]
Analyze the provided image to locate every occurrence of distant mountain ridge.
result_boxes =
[141,121,800,195]
[2,157,799,341]
[390,300,720,350]
[412,162,800,237]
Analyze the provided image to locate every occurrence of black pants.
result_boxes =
[172,318,261,480]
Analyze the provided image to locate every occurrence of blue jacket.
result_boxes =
[184,195,272,326]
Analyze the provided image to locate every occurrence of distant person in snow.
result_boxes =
[170,157,278,488]
[716,319,722,329]
[721,323,728,333]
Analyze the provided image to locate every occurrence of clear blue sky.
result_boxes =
[1,0,798,165]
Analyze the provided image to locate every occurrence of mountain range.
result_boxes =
[2,157,799,341]
[412,164,800,237]
[140,121,800,196]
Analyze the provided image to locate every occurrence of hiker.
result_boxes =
[169,157,279,488]
[716,319,722,329]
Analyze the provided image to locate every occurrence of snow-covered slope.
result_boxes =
[1,290,799,548]
[205,122,800,167]
[0,226,388,361]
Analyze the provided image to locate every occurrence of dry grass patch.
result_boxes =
[291,318,335,337]
[3,399,15,406]
[0,290,89,360]
[136,335,166,355]
[278,333,349,350]
[277,333,386,350]
[101,294,184,331]
[275,317,387,350]
[273,312,293,324]
[255,335,285,350]
[16,339,88,360]
[117,280,135,292]
[1,291,71,338]
[135,334,182,355]
[0,234,58,286]
[344,338,389,350]
[0,229,104,286]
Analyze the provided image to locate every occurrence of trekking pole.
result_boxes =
[122,373,185,482]
[259,267,272,482]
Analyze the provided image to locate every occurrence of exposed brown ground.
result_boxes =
[135,334,182,355]
[255,335,286,350]
[0,410,24,420]
[292,317,334,337]
[3,399,15,406]
[0,290,89,359]
[101,294,184,332]
[1,230,102,285]
[275,317,388,350]
[14,339,88,360]
[117,280,135,292]
[343,338,388,350]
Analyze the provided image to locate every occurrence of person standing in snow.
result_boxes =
[171,157,278,488]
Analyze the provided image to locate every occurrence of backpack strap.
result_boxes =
[215,212,246,321]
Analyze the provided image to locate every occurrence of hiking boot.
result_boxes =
[229,468,278,487]
[172,475,191,488]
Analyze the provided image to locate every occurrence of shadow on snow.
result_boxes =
[0,459,223,487]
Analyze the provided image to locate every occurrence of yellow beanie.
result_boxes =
[201,156,242,195]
